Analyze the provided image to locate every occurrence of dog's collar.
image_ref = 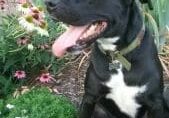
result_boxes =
[108,24,145,71]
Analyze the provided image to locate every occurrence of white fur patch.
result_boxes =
[97,37,119,51]
[105,63,146,118]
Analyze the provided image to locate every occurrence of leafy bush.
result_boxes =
[0,7,65,81]
[0,88,77,118]
[0,76,17,98]
[0,1,67,97]
[0,15,63,75]
[142,0,169,51]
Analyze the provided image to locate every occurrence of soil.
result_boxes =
[53,53,90,107]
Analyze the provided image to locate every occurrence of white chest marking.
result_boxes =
[97,37,119,51]
[105,66,146,118]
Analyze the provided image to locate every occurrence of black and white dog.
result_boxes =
[45,0,169,118]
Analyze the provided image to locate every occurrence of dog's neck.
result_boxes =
[97,2,144,56]
[91,2,145,80]
[97,2,144,53]
[118,1,144,50]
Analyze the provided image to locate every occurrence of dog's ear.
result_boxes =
[122,0,133,6]
[139,0,153,10]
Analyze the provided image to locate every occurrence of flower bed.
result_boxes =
[0,0,66,98]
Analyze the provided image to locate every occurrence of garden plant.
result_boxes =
[0,0,169,118]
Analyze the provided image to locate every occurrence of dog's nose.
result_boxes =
[45,0,59,9]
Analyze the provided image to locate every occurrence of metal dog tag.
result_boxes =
[109,61,120,70]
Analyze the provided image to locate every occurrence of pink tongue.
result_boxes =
[52,25,88,57]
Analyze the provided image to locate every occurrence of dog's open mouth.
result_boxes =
[52,21,107,57]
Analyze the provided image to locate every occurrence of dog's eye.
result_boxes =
[75,0,80,4]
[88,0,96,5]
[88,1,93,5]
[88,0,103,6]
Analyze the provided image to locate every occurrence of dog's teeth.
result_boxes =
[86,25,97,36]
[85,30,90,34]
[86,30,93,37]
[83,33,88,38]
[80,22,105,40]
[90,25,97,31]
[80,35,86,39]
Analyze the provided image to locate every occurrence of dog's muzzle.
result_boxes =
[52,21,108,57]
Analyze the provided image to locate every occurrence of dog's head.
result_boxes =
[45,0,137,57]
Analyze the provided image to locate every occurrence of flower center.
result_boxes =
[43,75,49,79]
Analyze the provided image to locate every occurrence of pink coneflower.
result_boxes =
[38,73,53,83]
[17,2,49,36]
[38,44,49,50]
[0,0,5,10]
[17,0,29,4]
[14,70,26,79]
[17,37,30,46]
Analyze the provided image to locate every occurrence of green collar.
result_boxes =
[109,25,145,71]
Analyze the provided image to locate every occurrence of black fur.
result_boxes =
[45,0,169,117]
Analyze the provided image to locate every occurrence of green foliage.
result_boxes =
[33,0,45,7]
[0,13,65,78]
[0,88,77,118]
[143,0,169,51]
[0,2,66,98]
[0,76,17,98]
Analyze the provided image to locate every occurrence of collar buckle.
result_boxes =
[108,24,145,71]
[110,51,131,71]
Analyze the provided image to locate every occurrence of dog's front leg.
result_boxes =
[147,105,164,118]
[79,94,97,118]
[79,63,101,118]
[146,97,165,118]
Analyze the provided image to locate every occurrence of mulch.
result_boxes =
[52,53,89,107]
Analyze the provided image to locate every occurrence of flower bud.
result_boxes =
[27,44,34,50]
